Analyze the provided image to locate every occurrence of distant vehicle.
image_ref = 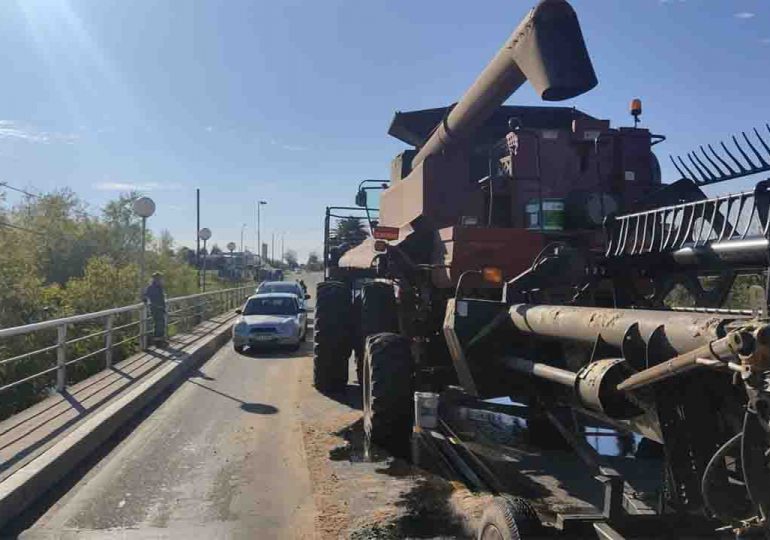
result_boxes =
[256,281,310,309]
[232,293,307,352]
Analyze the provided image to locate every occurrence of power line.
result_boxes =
[0,181,39,199]
[0,220,44,236]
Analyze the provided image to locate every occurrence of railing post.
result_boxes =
[139,304,148,350]
[56,324,67,392]
[105,314,114,368]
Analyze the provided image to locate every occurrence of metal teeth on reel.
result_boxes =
[670,125,770,185]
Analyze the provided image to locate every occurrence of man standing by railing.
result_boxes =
[143,272,167,346]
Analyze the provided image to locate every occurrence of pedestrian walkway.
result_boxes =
[0,313,235,484]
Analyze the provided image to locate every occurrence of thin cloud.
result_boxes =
[0,120,78,144]
[269,138,310,152]
[734,12,756,19]
[94,181,183,192]
[760,38,770,45]
[282,143,309,151]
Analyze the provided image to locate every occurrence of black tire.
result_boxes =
[361,282,398,337]
[313,281,352,393]
[363,333,413,453]
[477,496,542,540]
[234,344,244,353]
[357,282,398,385]
[352,294,364,384]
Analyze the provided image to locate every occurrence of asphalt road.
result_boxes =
[19,272,323,540]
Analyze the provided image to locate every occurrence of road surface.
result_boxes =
[19,274,322,540]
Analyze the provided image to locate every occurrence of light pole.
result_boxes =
[257,200,267,275]
[240,223,246,255]
[132,196,156,297]
[198,227,212,291]
[227,241,236,280]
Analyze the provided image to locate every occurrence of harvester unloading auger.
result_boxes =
[314,0,770,536]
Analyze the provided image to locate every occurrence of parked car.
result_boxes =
[232,293,308,352]
[255,281,310,309]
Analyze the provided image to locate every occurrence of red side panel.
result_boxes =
[431,226,546,288]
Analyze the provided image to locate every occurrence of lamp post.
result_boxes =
[227,241,236,280]
[257,200,267,276]
[132,196,156,297]
[240,223,246,254]
[198,227,212,291]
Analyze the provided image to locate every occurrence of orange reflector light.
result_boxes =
[630,98,642,116]
[482,266,503,284]
[373,240,388,252]
[373,226,399,240]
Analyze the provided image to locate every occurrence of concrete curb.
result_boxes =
[0,319,235,530]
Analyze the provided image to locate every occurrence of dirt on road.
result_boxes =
[296,359,492,539]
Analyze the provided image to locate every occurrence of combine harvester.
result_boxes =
[314,0,770,537]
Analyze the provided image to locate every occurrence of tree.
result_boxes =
[210,244,223,255]
[332,217,368,248]
[157,229,174,255]
[306,251,322,271]
[285,249,298,268]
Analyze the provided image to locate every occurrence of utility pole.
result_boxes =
[257,200,267,274]
[196,189,201,285]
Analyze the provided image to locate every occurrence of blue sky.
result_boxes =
[0,0,768,261]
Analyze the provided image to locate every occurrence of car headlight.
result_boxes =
[234,322,249,335]
[280,320,298,335]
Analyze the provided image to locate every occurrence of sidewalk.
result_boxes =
[0,311,237,528]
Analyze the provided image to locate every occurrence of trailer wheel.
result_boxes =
[363,333,413,453]
[313,281,352,393]
[477,495,542,540]
[357,282,398,385]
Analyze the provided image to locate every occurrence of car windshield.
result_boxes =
[259,283,300,295]
[243,297,298,316]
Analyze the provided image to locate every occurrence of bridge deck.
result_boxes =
[0,314,234,485]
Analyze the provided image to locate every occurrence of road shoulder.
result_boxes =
[297,358,492,539]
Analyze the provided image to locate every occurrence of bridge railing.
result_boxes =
[0,285,254,417]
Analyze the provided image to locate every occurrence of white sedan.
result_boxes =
[232,293,308,352]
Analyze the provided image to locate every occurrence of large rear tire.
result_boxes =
[313,281,352,393]
[356,282,398,384]
[477,495,542,540]
[363,333,413,454]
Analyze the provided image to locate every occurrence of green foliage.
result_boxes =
[306,251,323,271]
[332,216,368,248]
[0,188,238,420]
[59,257,139,314]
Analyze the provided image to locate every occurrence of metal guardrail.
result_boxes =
[605,180,770,257]
[0,285,253,398]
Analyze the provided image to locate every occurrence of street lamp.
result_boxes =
[240,223,247,255]
[256,200,267,276]
[132,196,156,296]
[198,227,212,291]
[227,241,236,280]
